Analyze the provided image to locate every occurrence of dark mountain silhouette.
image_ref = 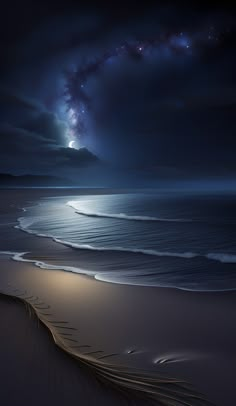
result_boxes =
[0,173,74,187]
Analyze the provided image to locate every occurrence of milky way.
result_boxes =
[64,25,225,144]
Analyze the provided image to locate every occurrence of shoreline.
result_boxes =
[5,189,236,293]
[0,254,236,406]
[0,189,236,405]
[2,250,236,294]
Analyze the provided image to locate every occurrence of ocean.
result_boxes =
[8,191,236,292]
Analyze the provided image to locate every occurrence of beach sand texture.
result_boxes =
[0,189,236,405]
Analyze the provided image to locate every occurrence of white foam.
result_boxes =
[15,217,54,238]
[53,238,198,259]
[0,251,22,256]
[0,251,96,276]
[207,253,236,263]
[1,250,236,292]
[67,201,192,223]
[15,215,236,264]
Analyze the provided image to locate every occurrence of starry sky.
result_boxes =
[0,1,236,186]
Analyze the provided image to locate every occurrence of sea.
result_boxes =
[5,190,236,292]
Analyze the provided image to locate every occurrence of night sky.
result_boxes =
[0,1,236,186]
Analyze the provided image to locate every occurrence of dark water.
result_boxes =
[14,192,236,291]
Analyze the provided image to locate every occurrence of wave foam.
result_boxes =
[53,238,197,259]
[0,250,96,276]
[15,216,236,264]
[1,250,236,292]
[206,253,236,263]
[67,201,192,223]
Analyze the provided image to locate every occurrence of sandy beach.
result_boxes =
[0,189,236,405]
[1,0,236,403]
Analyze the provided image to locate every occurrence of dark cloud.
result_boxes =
[0,115,99,175]
[0,1,236,184]
[23,112,66,145]
[0,87,40,112]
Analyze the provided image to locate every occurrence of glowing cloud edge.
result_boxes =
[69,140,75,148]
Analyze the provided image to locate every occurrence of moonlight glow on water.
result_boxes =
[1,3,236,403]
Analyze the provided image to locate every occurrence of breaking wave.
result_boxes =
[15,216,236,264]
[67,201,192,223]
[1,250,236,292]
[53,238,198,259]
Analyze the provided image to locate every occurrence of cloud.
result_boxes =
[0,86,40,111]
[0,5,236,181]
[23,111,67,145]
[0,109,99,175]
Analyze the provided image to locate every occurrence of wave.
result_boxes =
[0,250,96,277]
[15,217,55,238]
[54,239,236,264]
[0,250,21,256]
[1,248,236,293]
[67,201,192,223]
[15,216,236,264]
[53,238,198,259]
[2,250,202,292]
[206,253,236,263]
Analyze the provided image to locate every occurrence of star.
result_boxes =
[64,25,224,142]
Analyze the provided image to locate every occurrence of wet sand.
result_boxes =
[0,189,236,405]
